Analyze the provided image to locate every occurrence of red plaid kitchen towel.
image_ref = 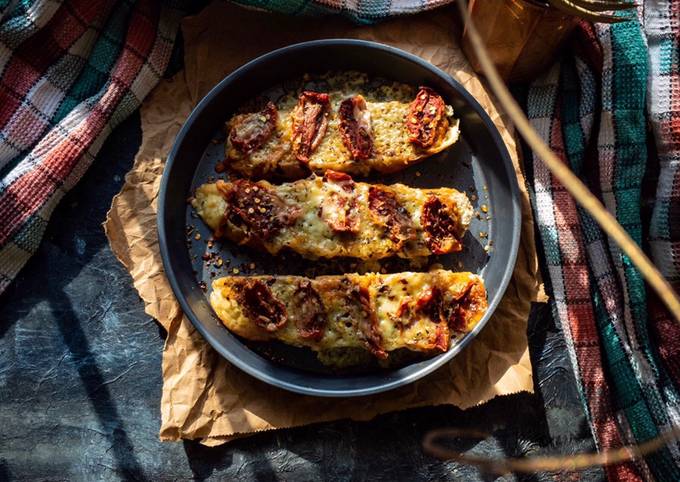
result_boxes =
[0,0,183,294]
[646,0,680,391]
[526,4,680,480]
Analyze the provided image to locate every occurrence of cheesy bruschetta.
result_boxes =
[191,172,473,260]
[224,72,460,179]
[210,270,487,365]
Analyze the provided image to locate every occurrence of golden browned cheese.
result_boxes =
[209,270,487,366]
[191,174,473,260]
[224,72,460,179]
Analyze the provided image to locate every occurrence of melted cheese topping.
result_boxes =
[226,72,460,178]
[191,183,227,230]
[209,270,487,366]
[192,176,473,260]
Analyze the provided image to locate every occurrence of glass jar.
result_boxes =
[462,0,578,83]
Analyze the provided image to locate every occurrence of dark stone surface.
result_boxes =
[0,111,604,481]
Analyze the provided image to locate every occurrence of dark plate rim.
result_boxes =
[158,39,521,397]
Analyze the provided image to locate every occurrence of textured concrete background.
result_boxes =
[0,35,603,480]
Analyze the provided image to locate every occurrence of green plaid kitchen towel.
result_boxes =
[526,3,680,480]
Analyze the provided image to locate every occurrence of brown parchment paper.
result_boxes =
[105,1,544,446]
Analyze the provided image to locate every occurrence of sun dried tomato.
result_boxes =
[421,195,462,254]
[415,287,442,321]
[368,186,415,245]
[320,171,359,234]
[220,179,299,241]
[406,87,446,148]
[432,323,450,352]
[451,279,486,333]
[291,91,330,163]
[292,280,327,341]
[338,95,373,160]
[415,287,450,352]
[415,281,484,338]
[355,285,387,359]
[229,101,278,154]
[238,279,287,332]
[324,170,353,184]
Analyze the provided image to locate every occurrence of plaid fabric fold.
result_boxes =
[0,0,184,295]
[229,0,453,23]
[645,0,680,407]
[527,4,680,480]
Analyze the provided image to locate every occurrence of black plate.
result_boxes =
[158,40,521,397]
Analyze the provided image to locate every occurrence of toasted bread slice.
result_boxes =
[192,173,473,260]
[225,72,460,179]
[210,270,487,366]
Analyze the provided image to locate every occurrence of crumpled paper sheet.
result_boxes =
[105,1,545,446]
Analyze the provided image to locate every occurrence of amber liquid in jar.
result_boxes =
[462,0,577,83]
